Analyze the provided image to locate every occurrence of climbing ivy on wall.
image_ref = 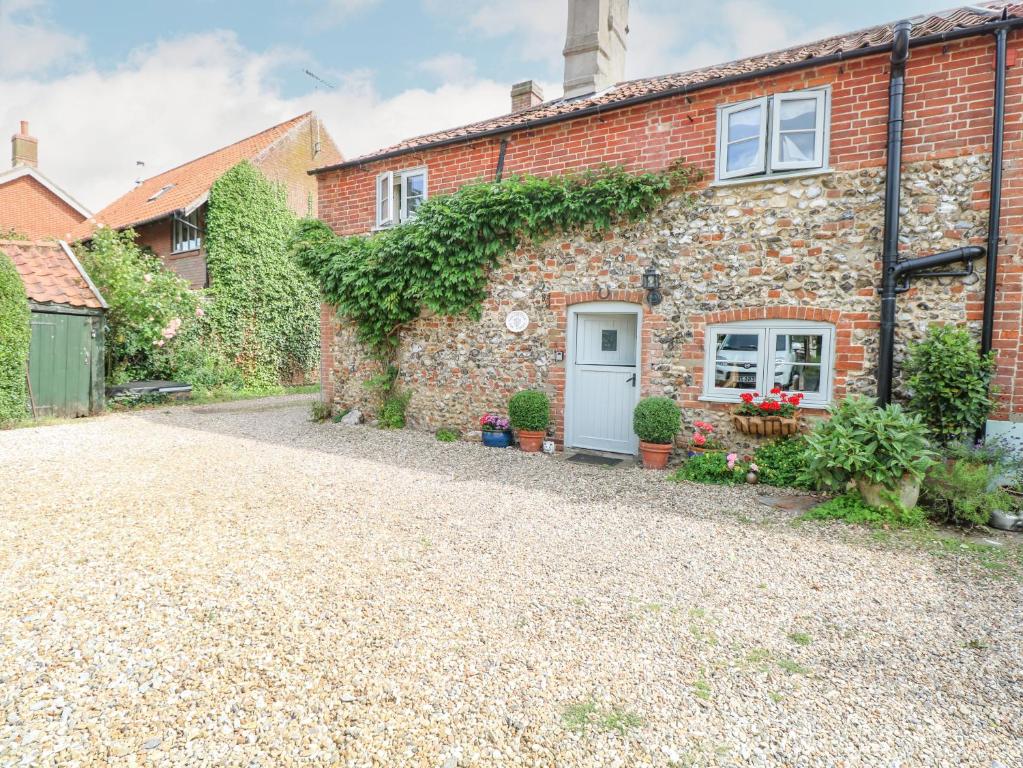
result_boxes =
[205,161,321,388]
[292,162,696,353]
[0,250,30,423]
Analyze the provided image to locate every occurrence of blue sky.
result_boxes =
[0,0,953,209]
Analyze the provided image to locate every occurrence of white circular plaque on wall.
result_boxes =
[505,310,529,333]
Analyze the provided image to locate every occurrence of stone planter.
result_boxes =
[639,441,673,470]
[731,413,800,437]
[517,429,546,453]
[856,474,921,511]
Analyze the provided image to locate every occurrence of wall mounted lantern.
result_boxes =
[642,265,662,306]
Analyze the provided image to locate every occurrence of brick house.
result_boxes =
[0,121,91,240]
[73,113,341,288]
[313,0,1023,452]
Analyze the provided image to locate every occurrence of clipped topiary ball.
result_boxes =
[633,397,682,445]
[508,390,550,432]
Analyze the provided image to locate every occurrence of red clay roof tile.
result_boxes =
[3,239,105,310]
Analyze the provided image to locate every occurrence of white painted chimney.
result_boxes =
[562,0,629,99]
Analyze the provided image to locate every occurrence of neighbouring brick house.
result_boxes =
[73,113,341,288]
[0,121,91,240]
[314,0,1023,453]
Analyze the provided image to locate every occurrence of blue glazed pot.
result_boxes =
[482,430,512,448]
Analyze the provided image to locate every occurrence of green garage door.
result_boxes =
[29,312,95,418]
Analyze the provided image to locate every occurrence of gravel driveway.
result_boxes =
[1,397,1020,767]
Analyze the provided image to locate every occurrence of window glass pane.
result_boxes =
[405,173,424,197]
[779,98,817,131]
[775,364,822,393]
[378,177,389,220]
[726,138,759,172]
[779,131,816,162]
[727,105,762,141]
[773,333,824,392]
[714,332,759,389]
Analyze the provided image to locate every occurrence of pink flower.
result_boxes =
[750,463,759,473]
[153,339,165,347]
[195,306,205,319]
[727,452,737,470]
[693,433,706,446]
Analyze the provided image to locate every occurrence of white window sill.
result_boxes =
[710,167,834,189]
[170,247,202,256]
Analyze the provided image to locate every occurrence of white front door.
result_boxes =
[568,311,639,454]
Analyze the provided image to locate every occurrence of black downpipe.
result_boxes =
[494,137,510,182]
[877,20,913,406]
[981,28,1007,357]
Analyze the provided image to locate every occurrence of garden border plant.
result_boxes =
[0,250,30,424]
[509,390,550,452]
[633,396,682,469]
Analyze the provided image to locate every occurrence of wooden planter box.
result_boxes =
[731,413,800,437]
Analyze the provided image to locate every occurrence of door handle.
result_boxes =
[626,373,636,387]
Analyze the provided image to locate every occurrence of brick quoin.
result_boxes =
[316,29,1023,433]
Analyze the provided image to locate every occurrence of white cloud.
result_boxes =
[0,29,509,211]
[419,52,477,82]
[0,0,86,75]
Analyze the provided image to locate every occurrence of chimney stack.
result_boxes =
[11,121,38,168]
[511,80,545,112]
[563,0,629,99]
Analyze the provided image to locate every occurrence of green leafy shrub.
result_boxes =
[151,319,244,392]
[508,390,550,431]
[0,250,30,423]
[921,459,1009,527]
[802,491,927,528]
[77,227,196,383]
[672,452,744,485]
[378,392,411,429]
[291,164,697,352]
[801,396,936,491]
[633,397,682,445]
[310,401,332,422]
[753,436,812,489]
[205,161,320,388]
[435,428,459,442]
[904,326,995,446]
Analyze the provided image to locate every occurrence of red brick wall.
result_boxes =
[0,175,85,240]
[316,31,1023,423]
[135,212,207,289]
[256,115,342,219]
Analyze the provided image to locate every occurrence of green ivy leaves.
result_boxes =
[0,250,30,422]
[291,163,696,353]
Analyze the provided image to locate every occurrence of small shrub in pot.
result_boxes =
[633,397,682,469]
[508,390,549,452]
[801,395,936,510]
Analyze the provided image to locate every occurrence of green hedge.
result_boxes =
[633,397,681,444]
[508,390,550,431]
[0,251,30,423]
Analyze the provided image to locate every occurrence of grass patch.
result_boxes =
[800,491,927,529]
[776,657,810,676]
[692,677,711,701]
[561,699,643,736]
[434,428,459,442]
[787,632,812,647]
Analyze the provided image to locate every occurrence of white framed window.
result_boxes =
[715,87,830,181]
[375,171,393,228]
[376,167,428,227]
[400,168,427,222]
[171,210,201,253]
[702,320,835,407]
[718,97,768,179]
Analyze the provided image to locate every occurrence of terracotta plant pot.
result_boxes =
[639,441,673,469]
[731,413,800,437]
[517,429,546,453]
[856,474,921,511]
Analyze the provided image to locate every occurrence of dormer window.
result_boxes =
[172,210,202,253]
[376,167,428,228]
[716,87,830,181]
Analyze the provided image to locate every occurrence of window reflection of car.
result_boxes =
[715,334,759,387]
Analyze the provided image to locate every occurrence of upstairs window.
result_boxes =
[716,87,830,181]
[703,320,835,407]
[376,167,428,228]
[172,209,202,253]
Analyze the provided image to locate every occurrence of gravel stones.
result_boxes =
[1,398,1020,767]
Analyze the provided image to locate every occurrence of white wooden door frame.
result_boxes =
[565,301,643,455]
